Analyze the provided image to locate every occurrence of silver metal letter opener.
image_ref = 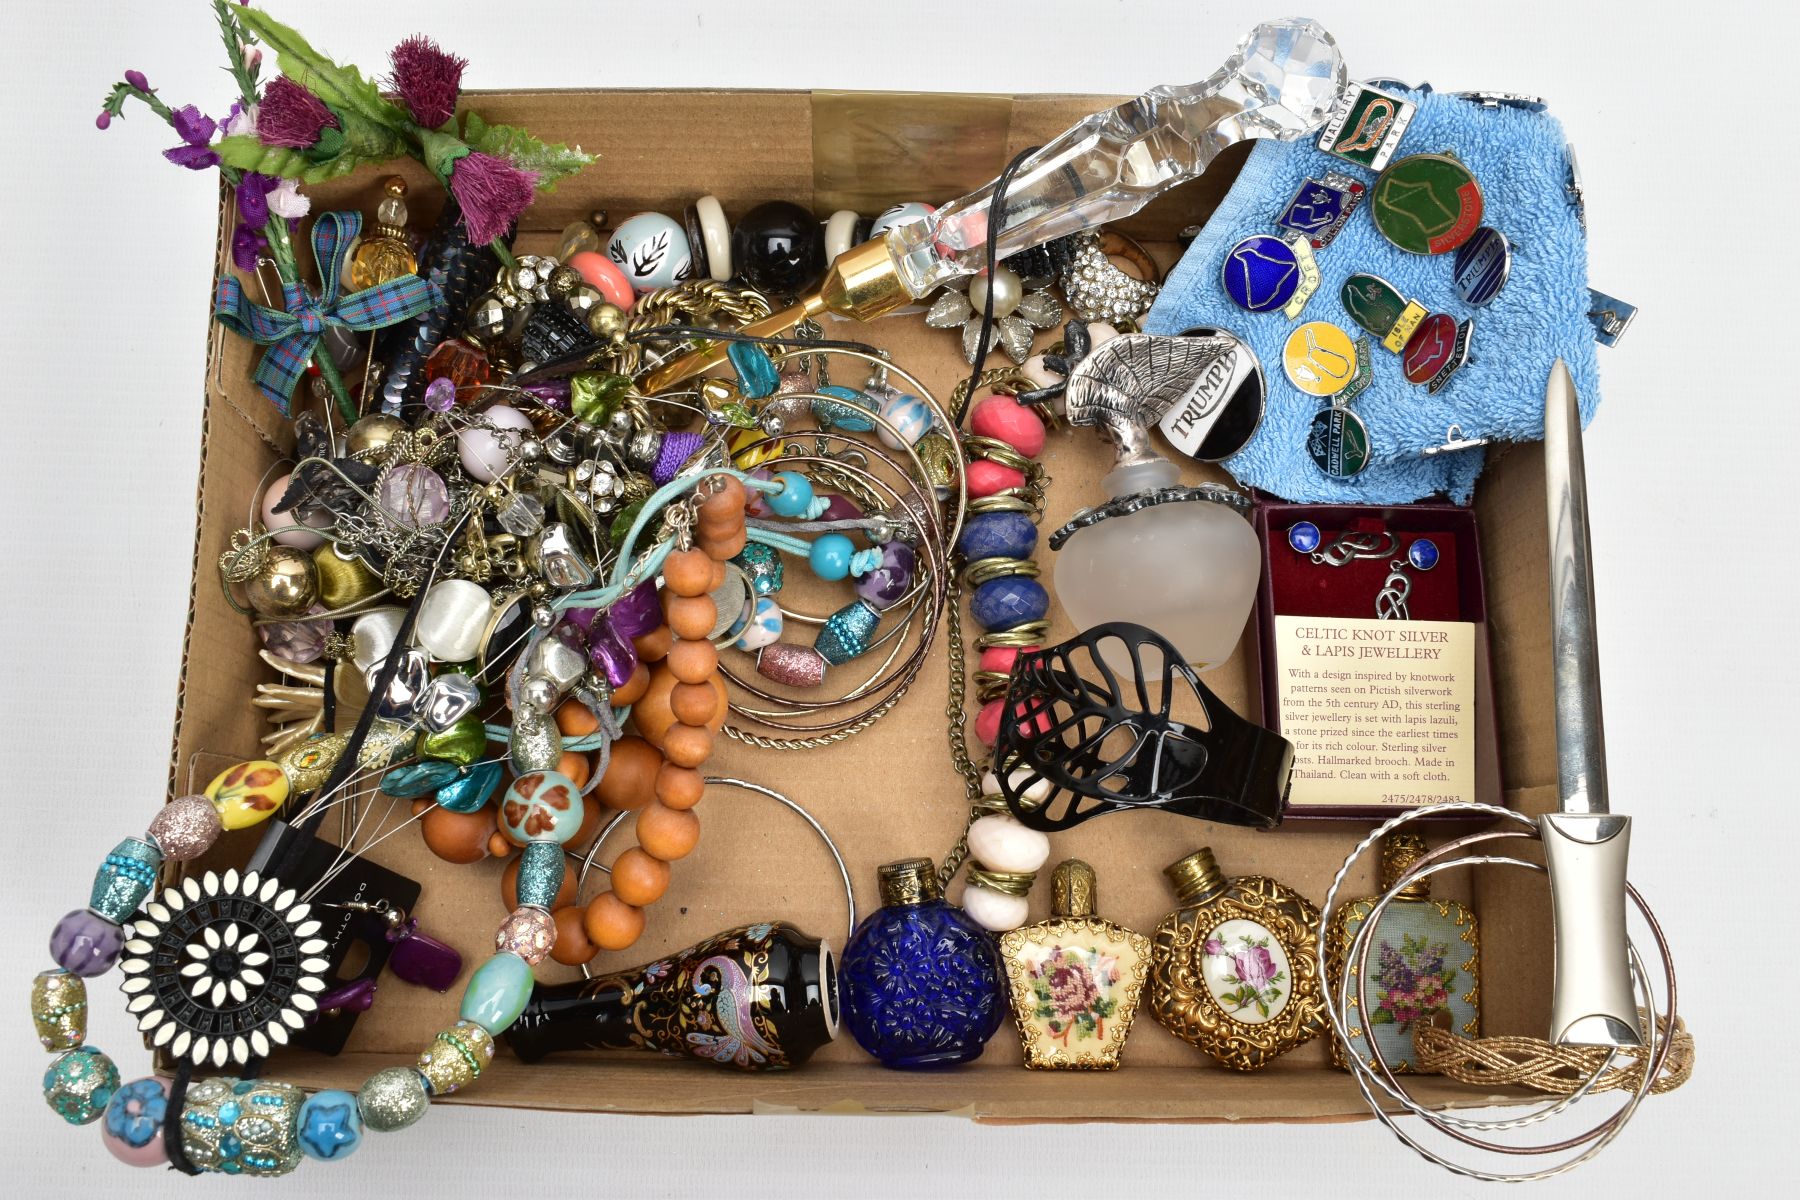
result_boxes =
[1539,359,1644,1049]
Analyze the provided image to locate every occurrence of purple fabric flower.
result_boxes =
[389,34,467,129]
[258,76,337,149]
[448,151,537,245]
[232,225,268,271]
[235,172,279,227]
[163,104,219,170]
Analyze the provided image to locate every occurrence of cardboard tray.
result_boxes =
[170,89,1564,1122]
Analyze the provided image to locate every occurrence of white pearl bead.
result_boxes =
[261,472,325,550]
[457,404,533,483]
[981,769,1050,804]
[967,813,1051,874]
[967,265,1022,319]
[961,883,1030,932]
[824,209,860,265]
[416,579,493,663]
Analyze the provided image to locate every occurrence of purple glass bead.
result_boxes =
[377,464,451,529]
[386,919,463,993]
[521,379,572,410]
[819,494,863,523]
[50,910,124,978]
[955,511,1037,562]
[652,431,707,485]
[257,604,331,664]
[854,542,916,610]
[610,579,663,639]
[586,610,640,689]
[970,576,1049,632]
[423,377,458,413]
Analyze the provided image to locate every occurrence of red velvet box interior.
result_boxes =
[1248,498,1502,818]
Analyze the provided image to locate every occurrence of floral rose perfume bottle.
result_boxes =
[1325,832,1480,1072]
[997,859,1152,1070]
[1148,847,1327,1071]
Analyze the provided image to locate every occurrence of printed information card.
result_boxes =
[1272,615,1476,810]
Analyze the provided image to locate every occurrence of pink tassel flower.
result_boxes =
[449,151,537,245]
[389,35,467,129]
[258,76,338,149]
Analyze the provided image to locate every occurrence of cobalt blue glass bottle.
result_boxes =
[839,858,1006,1069]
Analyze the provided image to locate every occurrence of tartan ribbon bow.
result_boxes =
[213,210,440,415]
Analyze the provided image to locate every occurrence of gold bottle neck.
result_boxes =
[877,858,942,907]
[1050,859,1098,918]
[1164,848,1228,904]
[1381,833,1432,901]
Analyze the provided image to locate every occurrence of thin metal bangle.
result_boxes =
[573,775,857,976]
[1319,805,1678,1181]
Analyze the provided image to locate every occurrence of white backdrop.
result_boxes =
[2,1,1791,1194]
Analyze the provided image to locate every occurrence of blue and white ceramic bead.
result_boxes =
[297,1089,363,1161]
[868,201,935,239]
[876,390,934,449]
[607,212,694,293]
[736,596,784,652]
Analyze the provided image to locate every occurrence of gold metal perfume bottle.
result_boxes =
[997,860,1151,1070]
[1325,832,1479,1073]
[1148,847,1326,1071]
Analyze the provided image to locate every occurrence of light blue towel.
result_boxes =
[1145,88,1600,504]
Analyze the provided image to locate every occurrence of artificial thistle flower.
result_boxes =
[449,151,538,245]
[257,75,338,149]
[389,34,467,129]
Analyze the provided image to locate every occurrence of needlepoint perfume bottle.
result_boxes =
[839,858,1006,1069]
[998,860,1151,1070]
[1325,832,1479,1073]
[1148,847,1327,1071]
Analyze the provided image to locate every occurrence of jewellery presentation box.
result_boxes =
[174,90,1564,1122]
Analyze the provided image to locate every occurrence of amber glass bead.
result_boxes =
[422,339,492,401]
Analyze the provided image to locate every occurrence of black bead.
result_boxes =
[732,200,825,295]
[683,202,711,281]
[519,302,599,367]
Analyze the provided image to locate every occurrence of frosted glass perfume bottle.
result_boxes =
[1148,847,1326,1071]
[997,860,1152,1070]
[1325,832,1480,1073]
[1051,332,1261,672]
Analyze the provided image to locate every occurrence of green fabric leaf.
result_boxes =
[215,134,374,183]
[462,110,595,190]
[237,6,410,133]
[1370,1008,1395,1024]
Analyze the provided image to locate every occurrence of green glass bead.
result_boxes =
[570,371,632,423]
[458,951,534,1034]
[88,837,163,924]
[31,970,87,1052]
[357,1067,430,1133]
[416,714,488,767]
[42,1045,118,1125]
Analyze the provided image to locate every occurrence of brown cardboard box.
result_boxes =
[172,89,1558,1121]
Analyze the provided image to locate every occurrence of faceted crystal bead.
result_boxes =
[421,338,492,403]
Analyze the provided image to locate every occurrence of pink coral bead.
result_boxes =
[567,251,636,311]
[966,459,1026,499]
[978,644,1037,676]
[970,395,1045,458]
[974,697,1052,745]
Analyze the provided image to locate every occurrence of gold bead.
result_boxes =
[275,732,348,794]
[245,545,319,617]
[31,971,86,1052]
[347,413,406,458]
[586,303,627,342]
[416,1021,495,1095]
[312,545,383,610]
[384,175,407,199]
